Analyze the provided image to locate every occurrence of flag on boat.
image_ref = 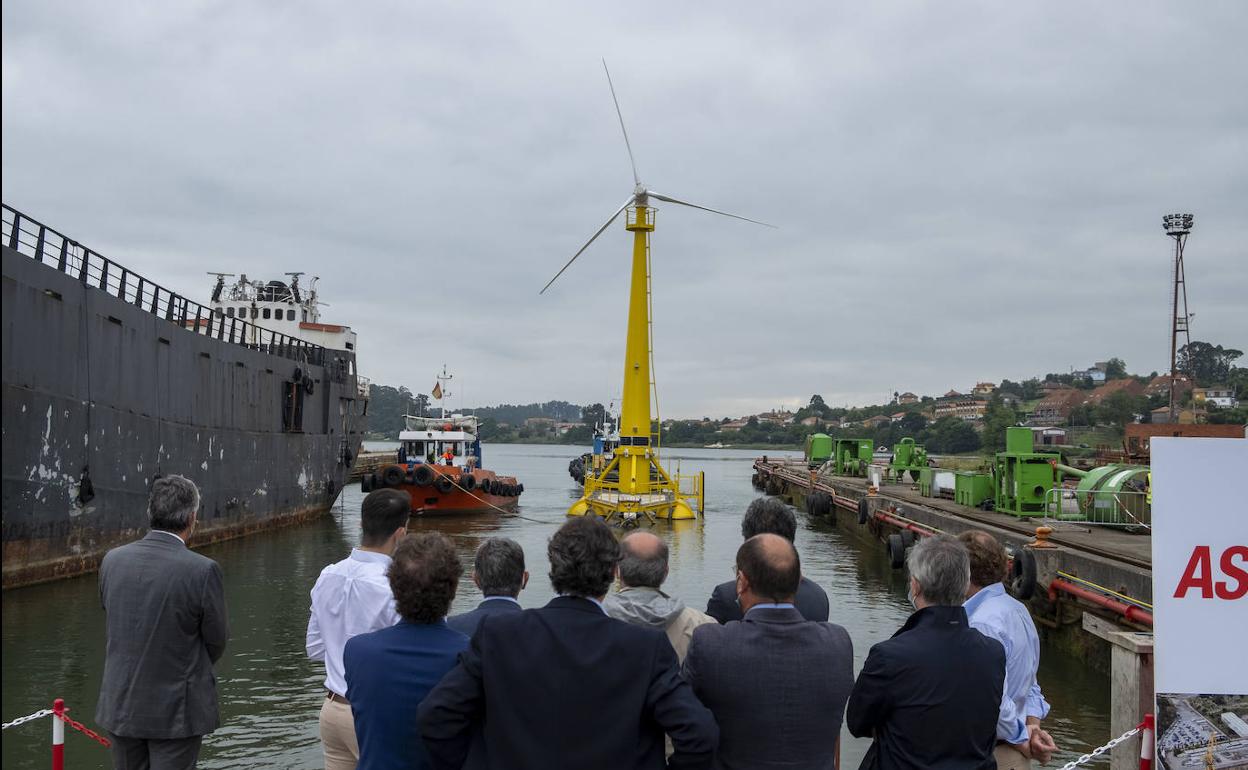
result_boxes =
[432,382,443,400]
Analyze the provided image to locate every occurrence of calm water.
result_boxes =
[2,444,1109,768]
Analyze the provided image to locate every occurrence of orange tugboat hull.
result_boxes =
[365,464,522,516]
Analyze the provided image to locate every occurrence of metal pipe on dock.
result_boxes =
[1048,577,1153,627]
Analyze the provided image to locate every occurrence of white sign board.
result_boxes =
[1151,436,1248,767]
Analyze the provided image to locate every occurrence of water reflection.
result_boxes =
[1,444,1108,769]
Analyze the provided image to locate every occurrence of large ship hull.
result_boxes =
[2,207,367,589]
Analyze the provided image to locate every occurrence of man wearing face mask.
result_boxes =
[847,534,1004,769]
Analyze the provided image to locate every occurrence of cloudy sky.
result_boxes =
[4,2,1245,418]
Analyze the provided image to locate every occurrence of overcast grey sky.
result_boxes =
[4,2,1245,418]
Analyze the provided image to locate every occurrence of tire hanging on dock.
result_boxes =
[887,533,906,569]
[1008,549,1038,600]
[808,492,832,518]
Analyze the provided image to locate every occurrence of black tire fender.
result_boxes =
[435,475,453,494]
[811,492,832,518]
[516,484,524,494]
[361,473,373,493]
[887,533,906,569]
[1008,548,1038,600]
[857,497,870,525]
[381,465,404,487]
[413,465,435,487]
[900,530,916,549]
[459,474,476,491]
[303,379,315,395]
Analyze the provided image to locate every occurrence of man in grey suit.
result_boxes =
[96,475,229,770]
[684,534,854,770]
[447,537,528,638]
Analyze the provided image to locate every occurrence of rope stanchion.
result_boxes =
[2,698,111,769]
[1056,715,1153,770]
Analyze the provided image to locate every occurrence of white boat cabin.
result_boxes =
[399,415,482,470]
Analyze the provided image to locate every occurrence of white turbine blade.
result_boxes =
[647,191,777,228]
[540,198,634,295]
[603,59,640,187]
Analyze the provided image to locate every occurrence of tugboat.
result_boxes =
[362,368,522,516]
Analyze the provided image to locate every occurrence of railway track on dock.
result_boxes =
[757,461,1151,572]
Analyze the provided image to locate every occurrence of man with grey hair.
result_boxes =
[847,533,1004,769]
[96,474,229,769]
[604,531,714,661]
[447,537,528,637]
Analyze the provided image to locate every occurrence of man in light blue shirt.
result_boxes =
[961,530,1058,769]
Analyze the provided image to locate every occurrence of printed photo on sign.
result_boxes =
[1155,694,1248,770]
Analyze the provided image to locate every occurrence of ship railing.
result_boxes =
[356,375,371,399]
[2,203,329,370]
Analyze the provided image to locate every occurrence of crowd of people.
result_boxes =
[95,475,1058,770]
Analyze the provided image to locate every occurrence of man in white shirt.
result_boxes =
[306,488,410,770]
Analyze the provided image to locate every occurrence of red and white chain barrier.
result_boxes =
[2,698,111,770]
[1058,713,1154,770]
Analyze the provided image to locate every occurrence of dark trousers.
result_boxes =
[110,734,203,770]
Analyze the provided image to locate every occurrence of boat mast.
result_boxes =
[436,364,453,421]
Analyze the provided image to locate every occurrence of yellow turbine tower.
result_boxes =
[541,61,773,526]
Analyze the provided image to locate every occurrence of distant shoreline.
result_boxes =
[364,435,801,451]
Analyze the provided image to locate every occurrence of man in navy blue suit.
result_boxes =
[447,537,527,637]
[419,516,719,770]
[344,533,468,770]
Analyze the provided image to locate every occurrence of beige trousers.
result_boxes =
[994,743,1035,770]
[319,697,359,770]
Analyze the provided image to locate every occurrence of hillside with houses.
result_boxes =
[367,340,1246,452]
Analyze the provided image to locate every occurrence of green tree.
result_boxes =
[898,412,928,435]
[921,417,982,454]
[982,394,1017,453]
[1104,358,1128,379]
[1096,390,1147,433]
[1178,341,1243,385]
[581,403,607,429]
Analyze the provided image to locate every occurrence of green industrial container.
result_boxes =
[918,467,935,497]
[890,437,928,482]
[1005,426,1033,454]
[805,433,833,468]
[955,472,993,507]
[832,438,874,477]
[994,451,1060,516]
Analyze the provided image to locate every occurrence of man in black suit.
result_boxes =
[847,534,1004,770]
[96,475,229,769]
[685,534,854,769]
[447,537,527,637]
[706,497,829,623]
[418,516,719,770]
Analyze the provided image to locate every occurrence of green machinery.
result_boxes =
[888,437,928,482]
[804,433,833,468]
[1051,462,1151,527]
[832,438,874,477]
[955,471,994,508]
[994,427,1060,517]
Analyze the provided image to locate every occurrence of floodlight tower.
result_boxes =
[1162,213,1194,423]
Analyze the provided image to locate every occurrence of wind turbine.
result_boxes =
[545,61,774,524]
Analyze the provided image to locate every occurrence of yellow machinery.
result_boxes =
[540,62,771,525]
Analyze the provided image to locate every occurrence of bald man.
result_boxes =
[604,531,715,661]
[683,534,854,770]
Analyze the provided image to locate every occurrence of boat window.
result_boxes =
[287,309,295,321]
[302,309,308,321]
[262,308,271,319]
[226,307,235,317]
[213,307,224,316]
